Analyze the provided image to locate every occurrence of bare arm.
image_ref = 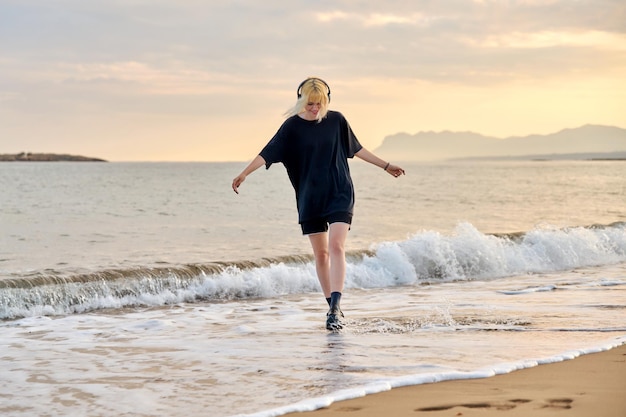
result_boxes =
[232,154,267,194]
[355,148,405,177]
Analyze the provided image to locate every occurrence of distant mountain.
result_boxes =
[0,152,107,162]
[373,125,626,161]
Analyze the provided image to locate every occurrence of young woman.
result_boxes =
[232,77,405,330]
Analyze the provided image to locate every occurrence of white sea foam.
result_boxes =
[1,222,625,320]
[1,161,625,416]
[238,337,626,417]
[1,264,624,417]
[367,222,626,285]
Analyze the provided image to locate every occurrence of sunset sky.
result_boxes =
[1,0,625,161]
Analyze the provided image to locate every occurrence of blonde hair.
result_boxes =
[284,78,330,122]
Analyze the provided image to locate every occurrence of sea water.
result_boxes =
[0,160,625,417]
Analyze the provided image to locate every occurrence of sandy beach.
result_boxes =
[285,344,626,417]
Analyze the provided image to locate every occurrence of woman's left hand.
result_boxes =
[385,164,405,178]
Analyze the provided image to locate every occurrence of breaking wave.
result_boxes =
[1,222,624,320]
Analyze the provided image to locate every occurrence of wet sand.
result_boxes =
[285,343,626,417]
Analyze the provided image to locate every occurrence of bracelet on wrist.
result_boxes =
[383,162,390,171]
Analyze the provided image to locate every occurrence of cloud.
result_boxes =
[316,10,431,27]
[466,30,626,50]
[1,0,625,160]
[3,0,625,83]
[56,62,244,96]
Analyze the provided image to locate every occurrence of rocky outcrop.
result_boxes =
[0,152,107,162]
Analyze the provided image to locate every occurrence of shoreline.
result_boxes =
[283,343,626,417]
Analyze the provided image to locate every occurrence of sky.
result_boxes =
[1,0,625,162]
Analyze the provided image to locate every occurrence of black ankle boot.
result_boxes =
[329,291,342,314]
[326,292,344,330]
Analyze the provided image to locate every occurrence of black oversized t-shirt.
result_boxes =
[259,110,363,224]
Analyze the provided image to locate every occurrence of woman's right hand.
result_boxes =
[232,174,246,194]
[231,155,266,194]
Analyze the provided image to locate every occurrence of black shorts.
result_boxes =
[300,212,353,235]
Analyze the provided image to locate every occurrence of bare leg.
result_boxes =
[328,222,350,293]
[308,222,350,297]
[308,231,330,297]
[309,223,350,298]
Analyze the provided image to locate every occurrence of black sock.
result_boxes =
[329,291,342,312]
[326,297,331,306]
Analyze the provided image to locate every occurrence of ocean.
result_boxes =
[1,160,625,417]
